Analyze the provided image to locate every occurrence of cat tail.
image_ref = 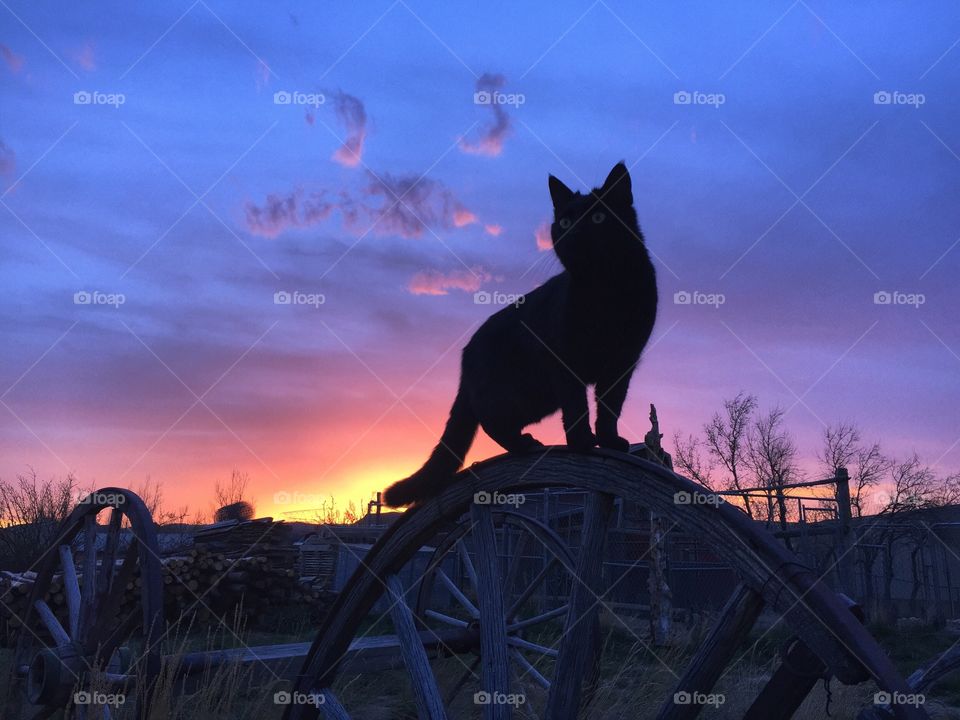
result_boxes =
[383,388,478,507]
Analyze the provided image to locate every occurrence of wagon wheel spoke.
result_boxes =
[510,648,550,690]
[79,513,98,645]
[436,569,480,619]
[506,557,558,623]
[657,583,764,720]
[507,604,568,633]
[545,492,614,720]
[423,609,470,628]
[469,503,511,719]
[89,540,140,649]
[97,509,123,601]
[385,574,447,720]
[33,599,71,647]
[58,544,82,639]
[506,636,557,657]
[457,539,479,598]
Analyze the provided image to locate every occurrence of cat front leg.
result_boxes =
[595,369,633,452]
[555,373,595,451]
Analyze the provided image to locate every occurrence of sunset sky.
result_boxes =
[1,1,959,520]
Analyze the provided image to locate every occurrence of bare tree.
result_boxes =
[704,392,758,517]
[0,470,79,570]
[671,432,715,489]
[819,422,890,517]
[748,407,800,533]
[213,470,253,512]
[132,476,190,526]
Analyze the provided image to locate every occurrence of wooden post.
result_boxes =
[645,404,673,646]
[835,467,855,597]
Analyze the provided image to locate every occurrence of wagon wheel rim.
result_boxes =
[285,449,927,720]
[413,509,589,711]
[10,487,163,719]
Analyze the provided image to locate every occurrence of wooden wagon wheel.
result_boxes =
[9,487,163,720]
[412,508,593,712]
[285,449,928,720]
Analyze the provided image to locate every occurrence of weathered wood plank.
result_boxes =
[386,573,448,720]
[80,513,98,643]
[657,584,764,720]
[58,544,81,639]
[744,637,823,720]
[470,502,511,720]
[34,599,71,647]
[545,491,614,720]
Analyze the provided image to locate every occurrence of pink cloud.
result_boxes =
[305,111,315,126]
[245,173,477,240]
[535,221,552,251]
[408,267,491,296]
[1,44,24,74]
[485,224,502,236]
[362,172,475,238]
[330,92,367,168]
[71,42,96,72]
[459,73,513,157]
[453,209,478,227]
[244,189,334,238]
[0,141,15,176]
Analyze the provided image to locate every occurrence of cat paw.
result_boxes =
[597,434,631,452]
[566,429,596,452]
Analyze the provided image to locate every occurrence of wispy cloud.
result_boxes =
[0,44,24,74]
[245,172,479,240]
[244,189,335,238]
[330,91,368,167]
[485,224,502,236]
[459,73,513,157]
[408,267,491,295]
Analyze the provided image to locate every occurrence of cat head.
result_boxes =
[548,162,643,273]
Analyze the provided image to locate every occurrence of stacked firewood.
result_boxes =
[0,521,332,647]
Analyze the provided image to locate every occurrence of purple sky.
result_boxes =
[1,1,959,516]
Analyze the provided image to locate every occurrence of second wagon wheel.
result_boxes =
[413,508,593,713]
[286,449,928,720]
[9,487,163,720]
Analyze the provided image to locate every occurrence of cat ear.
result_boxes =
[548,175,575,208]
[602,162,632,204]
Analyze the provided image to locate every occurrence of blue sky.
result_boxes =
[1,0,959,514]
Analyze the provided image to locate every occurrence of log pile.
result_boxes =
[0,520,333,647]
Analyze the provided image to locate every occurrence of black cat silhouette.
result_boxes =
[384,162,658,506]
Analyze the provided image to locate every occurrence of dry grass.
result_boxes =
[4,610,960,719]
